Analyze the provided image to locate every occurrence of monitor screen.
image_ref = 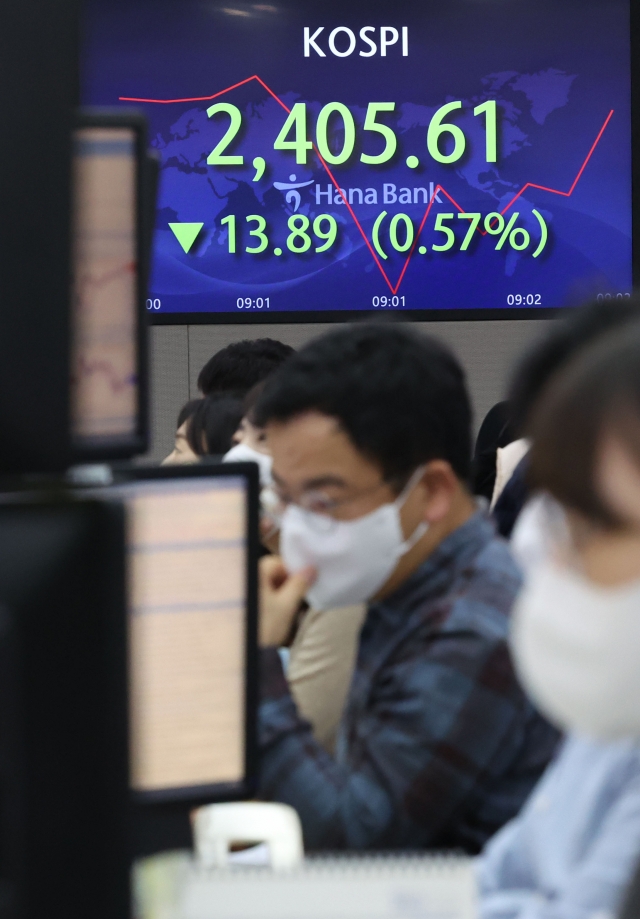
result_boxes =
[82,0,634,321]
[72,115,149,459]
[72,125,139,442]
[113,473,252,800]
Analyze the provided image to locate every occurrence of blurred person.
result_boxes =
[224,383,281,547]
[493,295,640,537]
[197,338,294,397]
[232,382,270,451]
[479,323,640,919]
[187,393,244,457]
[491,439,530,510]
[473,401,518,501]
[509,298,640,439]
[255,323,559,851]
[491,454,530,539]
[620,871,640,919]
[161,398,201,465]
[224,382,274,486]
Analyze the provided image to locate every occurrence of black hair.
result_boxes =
[529,321,640,527]
[186,394,244,456]
[242,380,267,423]
[197,338,295,396]
[509,296,640,435]
[472,401,518,500]
[254,322,472,483]
[176,398,202,430]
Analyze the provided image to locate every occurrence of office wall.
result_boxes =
[147,320,554,463]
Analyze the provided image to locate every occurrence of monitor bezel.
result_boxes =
[137,1,638,326]
[106,460,260,809]
[72,110,150,460]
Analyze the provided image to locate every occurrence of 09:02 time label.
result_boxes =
[507,294,542,306]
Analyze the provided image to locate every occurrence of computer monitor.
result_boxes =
[101,462,259,828]
[71,111,149,459]
[0,498,129,919]
[0,0,78,476]
[82,0,636,322]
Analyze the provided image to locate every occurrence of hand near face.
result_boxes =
[259,517,281,554]
[259,556,315,648]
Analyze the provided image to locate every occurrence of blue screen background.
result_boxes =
[82,0,632,318]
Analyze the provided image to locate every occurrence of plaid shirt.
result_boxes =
[258,511,559,852]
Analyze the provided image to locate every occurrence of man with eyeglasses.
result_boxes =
[254,322,559,852]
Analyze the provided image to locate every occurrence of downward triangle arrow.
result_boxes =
[169,222,204,253]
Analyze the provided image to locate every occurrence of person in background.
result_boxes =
[197,338,294,397]
[161,398,201,465]
[255,323,559,851]
[491,438,530,513]
[493,296,640,537]
[224,382,274,486]
[479,322,640,919]
[162,394,243,465]
[187,394,244,457]
[473,401,518,501]
[620,869,640,919]
[163,338,292,465]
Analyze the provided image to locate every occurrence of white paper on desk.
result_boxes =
[178,855,476,919]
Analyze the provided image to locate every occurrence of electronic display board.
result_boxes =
[82,0,634,322]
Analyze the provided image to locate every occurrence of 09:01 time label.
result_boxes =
[237,297,270,309]
[373,296,406,308]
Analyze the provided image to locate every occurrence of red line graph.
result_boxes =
[73,262,138,397]
[121,77,614,294]
[72,357,136,394]
[497,109,614,215]
[77,261,136,297]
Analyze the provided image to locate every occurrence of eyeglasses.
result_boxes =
[269,474,408,519]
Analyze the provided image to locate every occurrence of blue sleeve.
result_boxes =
[478,752,640,919]
[258,620,541,851]
[476,815,541,919]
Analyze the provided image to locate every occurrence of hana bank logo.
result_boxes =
[273,174,314,212]
[273,178,444,211]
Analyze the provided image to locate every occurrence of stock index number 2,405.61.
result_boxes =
[207,99,499,168]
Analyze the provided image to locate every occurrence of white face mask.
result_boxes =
[223,443,273,487]
[511,558,640,740]
[281,468,428,611]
